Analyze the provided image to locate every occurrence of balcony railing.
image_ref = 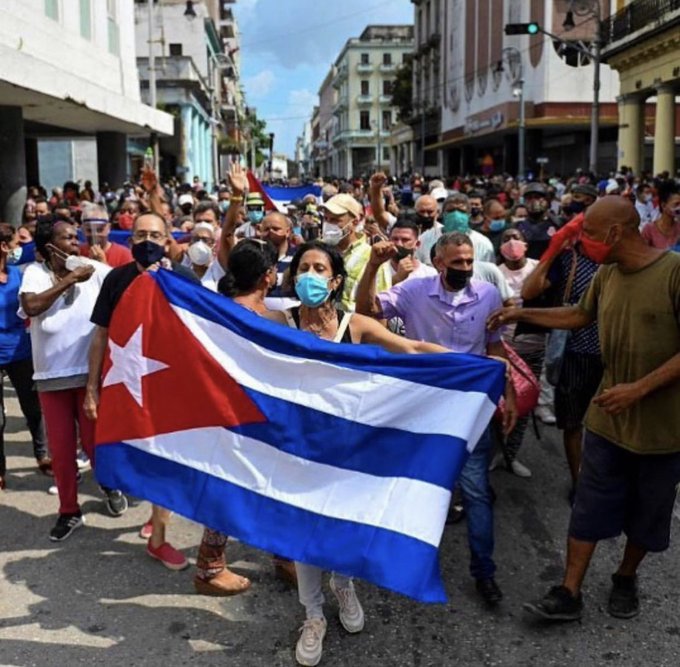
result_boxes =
[356,94,374,105]
[379,62,397,72]
[601,0,680,45]
[357,62,374,73]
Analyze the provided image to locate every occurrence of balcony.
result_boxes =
[379,62,397,73]
[601,0,680,55]
[357,62,374,73]
[356,94,374,105]
[333,95,349,113]
[332,63,348,88]
[333,129,391,145]
[379,95,392,105]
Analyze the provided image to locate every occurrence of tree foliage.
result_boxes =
[391,59,413,122]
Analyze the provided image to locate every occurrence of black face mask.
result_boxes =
[445,267,473,291]
[470,206,482,218]
[394,246,414,261]
[416,214,436,231]
[132,240,165,268]
[563,201,586,215]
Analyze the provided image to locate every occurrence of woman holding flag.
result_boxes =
[269,240,450,667]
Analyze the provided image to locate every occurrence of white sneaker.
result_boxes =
[535,406,556,425]
[489,452,505,472]
[510,459,532,478]
[295,617,327,666]
[76,451,91,471]
[330,576,364,633]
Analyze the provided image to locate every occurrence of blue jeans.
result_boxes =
[458,425,496,580]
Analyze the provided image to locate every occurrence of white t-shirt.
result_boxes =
[417,223,496,265]
[18,259,111,380]
[474,261,513,302]
[386,259,437,287]
[200,259,226,292]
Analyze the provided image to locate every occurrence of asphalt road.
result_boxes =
[1,382,679,667]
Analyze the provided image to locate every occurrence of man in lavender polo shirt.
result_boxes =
[356,231,516,608]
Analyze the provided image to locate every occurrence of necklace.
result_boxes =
[299,304,337,338]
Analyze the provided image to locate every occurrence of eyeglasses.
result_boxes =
[132,231,166,241]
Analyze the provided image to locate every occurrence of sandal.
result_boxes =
[37,457,54,477]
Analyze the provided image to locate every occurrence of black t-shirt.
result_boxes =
[91,261,199,328]
[515,214,563,260]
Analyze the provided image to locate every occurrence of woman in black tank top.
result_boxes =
[268,241,449,662]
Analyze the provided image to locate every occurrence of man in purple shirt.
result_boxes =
[357,231,516,608]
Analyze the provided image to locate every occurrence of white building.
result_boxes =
[0,0,173,223]
[134,0,242,188]
[423,0,620,177]
[332,25,415,179]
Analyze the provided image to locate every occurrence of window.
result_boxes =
[169,43,183,56]
[360,53,369,65]
[80,0,91,39]
[383,147,390,161]
[360,111,371,131]
[383,53,392,66]
[44,0,59,20]
[382,80,393,96]
[382,110,392,130]
[107,0,119,55]
[360,80,369,96]
[402,52,408,63]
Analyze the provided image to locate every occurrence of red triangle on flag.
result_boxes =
[95,273,265,445]
[246,170,277,211]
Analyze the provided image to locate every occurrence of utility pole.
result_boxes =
[589,18,601,175]
[148,0,159,173]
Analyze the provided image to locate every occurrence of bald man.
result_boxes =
[260,212,296,293]
[488,196,680,622]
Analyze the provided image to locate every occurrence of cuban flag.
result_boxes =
[95,270,505,603]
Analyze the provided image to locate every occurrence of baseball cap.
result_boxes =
[430,187,449,202]
[571,183,598,199]
[178,193,194,207]
[321,193,363,219]
[605,179,620,194]
[523,182,548,197]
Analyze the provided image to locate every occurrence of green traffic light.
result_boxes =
[527,22,539,34]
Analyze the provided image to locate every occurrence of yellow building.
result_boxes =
[601,0,680,175]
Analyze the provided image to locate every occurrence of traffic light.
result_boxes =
[505,22,540,35]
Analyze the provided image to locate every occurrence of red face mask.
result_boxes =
[579,231,613,264]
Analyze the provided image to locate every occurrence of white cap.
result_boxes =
[178,194,194,207]
[430,187,449,202]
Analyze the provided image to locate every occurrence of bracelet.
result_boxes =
[229,196,243,203]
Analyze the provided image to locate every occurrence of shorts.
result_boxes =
[554,352,603,430]
[569,430,680,552]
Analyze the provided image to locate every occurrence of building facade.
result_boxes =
[0,0,172,223]
[134,0,242,188]
[332,26,415,179]
[601,0,680,176]
[423,0,621,178]
[313,69,338,178]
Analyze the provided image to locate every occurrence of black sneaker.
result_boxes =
[476,578,503,606]
[100,486,129,517]
[49,512,84,541]
[523,585,583,621]
[608,574,639,619]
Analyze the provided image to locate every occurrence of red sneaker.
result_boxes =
[146,541,189,571]
[139,518,153,540]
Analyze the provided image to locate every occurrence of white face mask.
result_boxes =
[6,247,22,265]
[65,255,89,272]
[322,222,349,246]
[187,240,212,266]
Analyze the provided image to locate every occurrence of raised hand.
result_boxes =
[228,161,248,197]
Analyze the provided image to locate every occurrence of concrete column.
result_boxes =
[617,94,644,174]
[25,137,40,187]
[0,107,27,226]
[96,132,128,188]
[653,85,677,176]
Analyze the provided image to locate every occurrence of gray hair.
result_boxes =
[81,203,109,223]
[444,193,469,209]
[434,232,474,257]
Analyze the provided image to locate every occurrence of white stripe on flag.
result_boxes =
[123,426,451,547]
[172,305,496,450]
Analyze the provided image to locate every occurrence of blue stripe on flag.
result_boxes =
[96,442,447,603]
[232,386,469,489]
[152,269,505,401]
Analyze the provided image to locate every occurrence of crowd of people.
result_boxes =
[3,163,679,666]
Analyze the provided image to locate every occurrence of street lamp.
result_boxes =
[184,1,197,20]
[147,0,159,172]
[371,119,382,171]
[496,47,525,181]
[268,132,275,181]
[562,0,601,175]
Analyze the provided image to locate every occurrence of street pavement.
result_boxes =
[1,381,680,667]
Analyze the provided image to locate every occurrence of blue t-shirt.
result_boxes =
[0,265,32,365]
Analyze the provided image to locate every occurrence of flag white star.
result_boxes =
[102,325,169,407]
